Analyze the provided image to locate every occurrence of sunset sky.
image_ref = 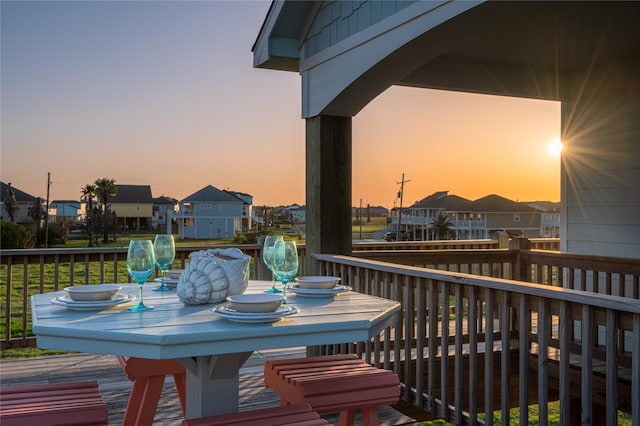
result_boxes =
[1,1,561,209]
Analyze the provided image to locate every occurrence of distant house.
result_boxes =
[50,200,85,224]
[473,194,542,238]
[174,185,246,239]
[526,201,561,238]
[224,190,254,231]
[0,181,37,224]
[109,185,153,231]
[152,195,178,231]
[286,204,306,224]
[399,191,547,240]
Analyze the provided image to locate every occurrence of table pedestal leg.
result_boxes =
[179,352,252,419]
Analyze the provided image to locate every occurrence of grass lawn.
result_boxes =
[351,216,388,239]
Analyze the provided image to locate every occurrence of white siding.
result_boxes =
[561,92,640,260]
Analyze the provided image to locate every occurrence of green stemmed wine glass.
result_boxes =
[263,236,284,293]
[153,234,175,292]
[271,239,298,304]
[127,240,155,311]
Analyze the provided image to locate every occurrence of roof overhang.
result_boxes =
[254,1,639,117]
[252,0,314,72]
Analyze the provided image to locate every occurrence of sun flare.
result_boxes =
[548,138,563,158]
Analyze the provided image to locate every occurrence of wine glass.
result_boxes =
[153,234,175,292]
[271,239,298,303]
[127,240,155,311]
[262,236,284,293]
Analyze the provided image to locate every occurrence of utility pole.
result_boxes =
[396,173,410,240]
[45,172,51,248]
[359,198,363,240]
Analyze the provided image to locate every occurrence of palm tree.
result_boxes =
[4,184,18,223]
[28,197,44,226]
[430,214,455,240]
[81,184,97,247]
[94,178,117,244]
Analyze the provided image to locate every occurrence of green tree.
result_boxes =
[4,184,19,223]
[28,197,45,244]
[430,214,455,240]
[81,184,97,247]
[94,178,117,244]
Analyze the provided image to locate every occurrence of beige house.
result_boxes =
[110,185,153,231]
[398,191,546,240]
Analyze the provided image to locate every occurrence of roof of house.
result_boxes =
[411,191,474,211]
[525,201,561,212]
[153,195,178,205]
[181,185,244,204]
[224,190,251,205]
[0,182,37,203]
[51,200,81,205]
[411,191,542,213]
[470,194,539,213]
[111,185,153,204]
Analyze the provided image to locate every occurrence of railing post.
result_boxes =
[255,236,270,281]
[510,238,531,281]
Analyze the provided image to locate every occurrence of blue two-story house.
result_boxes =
[174,185,246,239]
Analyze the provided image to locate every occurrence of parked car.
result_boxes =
[383,231,410,241]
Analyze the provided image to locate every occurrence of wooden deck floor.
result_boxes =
[0,349,419,426]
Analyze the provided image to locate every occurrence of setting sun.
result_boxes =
[548,138,563,158]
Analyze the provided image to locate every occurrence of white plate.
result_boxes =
[212,303,299,323]
[154,278,179,287]
[50,293,135,310]
[287,284,351,298]
[166,269,185,279]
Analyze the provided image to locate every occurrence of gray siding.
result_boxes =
[304,0,417,58]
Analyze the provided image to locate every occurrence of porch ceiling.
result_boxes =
[395,1,640,101]
[256,1,639,113]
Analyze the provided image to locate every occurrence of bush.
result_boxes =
[232,230,272,244]
[1,221,34,248]
[35,223,67,247]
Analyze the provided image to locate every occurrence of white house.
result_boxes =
[0,181,38,224]
[152,195,178,231]
[401,191,546,240]
[174,185,245,239]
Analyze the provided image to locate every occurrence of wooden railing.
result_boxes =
[0,243,307,349]
[351,247,639,299]
[2,238,554,349]
[314,254,640,425]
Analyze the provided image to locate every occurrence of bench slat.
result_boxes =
[265,355,400,426]
[181,403,330,426]
[0,381,107,426]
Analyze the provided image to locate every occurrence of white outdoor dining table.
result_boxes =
[31,280,400,419]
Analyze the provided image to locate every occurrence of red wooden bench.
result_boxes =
[264,354,400,426]
[0,381,108,426]
[116,356,187,426]
[181,403,331,426]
